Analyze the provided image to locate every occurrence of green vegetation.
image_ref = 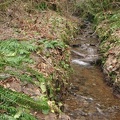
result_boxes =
[39,39,67,50]
[0,86,49,115]
[0,39,50,119]
[0,39,37,70]
[0,38,70,118]
[0,39,66,119]
[77,0,120,41]
[35,2,48,11]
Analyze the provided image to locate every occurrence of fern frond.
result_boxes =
[0,86,50,112]
[0,39,37,68]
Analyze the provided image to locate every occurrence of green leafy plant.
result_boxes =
[0,39,51,119]
[35,2,47,11]
[39,39,67,50]
[0,86,50,117]
[0,39,37,70]
[59,61,70,70]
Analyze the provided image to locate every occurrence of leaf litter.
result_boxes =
[0,0,77,119]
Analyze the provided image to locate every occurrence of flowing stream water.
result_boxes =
[63,21,120,120]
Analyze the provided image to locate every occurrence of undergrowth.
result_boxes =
[77,0,120,36]
[0,0,78,119]
[0,39,51,119]
[76,0,120,56]
[0,38,70,118]
[39,39,67,50]
[0,39,37,70]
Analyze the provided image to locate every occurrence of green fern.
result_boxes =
[0,68,50,119]
[0,107,37,120]
[35,2,47,11]
[0,38,50,119]
[39,39,67,50]
[0,39,37,70]
[0,86,50,113]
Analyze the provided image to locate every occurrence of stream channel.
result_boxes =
[63,21,120,120]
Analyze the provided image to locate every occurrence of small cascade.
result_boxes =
[72,59,90,66]
[87,47,95,58]
[71,42,99,66]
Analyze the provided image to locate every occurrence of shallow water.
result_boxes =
[64,22,120,120]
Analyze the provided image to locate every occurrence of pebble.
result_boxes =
[80,111,88,116]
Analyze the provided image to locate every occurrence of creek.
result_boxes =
[63,21,120,120]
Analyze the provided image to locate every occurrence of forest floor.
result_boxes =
[0,1,78,119]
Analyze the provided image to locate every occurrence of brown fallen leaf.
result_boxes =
[45,113,57,120]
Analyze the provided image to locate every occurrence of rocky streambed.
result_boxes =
[63,21,120,120]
